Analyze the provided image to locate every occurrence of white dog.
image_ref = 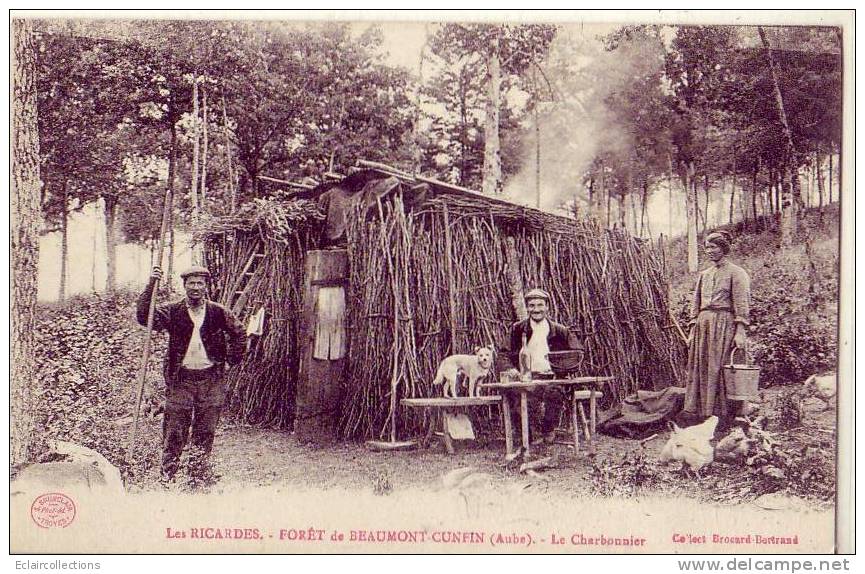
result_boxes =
[434,345,495,398]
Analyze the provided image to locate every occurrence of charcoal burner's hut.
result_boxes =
[200,165,687,442]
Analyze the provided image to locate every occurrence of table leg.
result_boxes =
[577,402,591,444]
[571,391,580,452]
[501,395,514,457]
[441,410,455,455]
[590,388,597,436]
[520,391,530,456]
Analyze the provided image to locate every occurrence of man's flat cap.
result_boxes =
[524,288,551,302]
[180,265,211,280]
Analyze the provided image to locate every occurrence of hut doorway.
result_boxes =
[295,249,349,442]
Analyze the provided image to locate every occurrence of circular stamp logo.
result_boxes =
[30,492,76,529]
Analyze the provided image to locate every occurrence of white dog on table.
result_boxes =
[433,345,495,398]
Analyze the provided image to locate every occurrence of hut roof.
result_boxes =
[292,164,591,237]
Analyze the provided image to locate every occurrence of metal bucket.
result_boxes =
[723,347,760,400]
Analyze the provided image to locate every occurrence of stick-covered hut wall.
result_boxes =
[201,172,686,439]
[341,185,687,440]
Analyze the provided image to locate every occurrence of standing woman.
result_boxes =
[684,231,751,426]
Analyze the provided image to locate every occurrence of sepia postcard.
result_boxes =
[8,9,854,556]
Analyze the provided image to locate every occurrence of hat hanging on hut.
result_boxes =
[180,265,211,280]
[524,288,551,303]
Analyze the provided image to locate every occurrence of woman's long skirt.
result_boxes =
[685,309,735,417]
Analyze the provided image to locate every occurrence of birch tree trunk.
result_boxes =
[221,94,237,213]
[11,18,42,465]
[758,26,798,246]
[190,76,201,264]
[104,194,118,293]
[482,37,502,195]
[686,162,698,273]
[59,179,68,301]
[190,75,200,223]
[201,86,209,209]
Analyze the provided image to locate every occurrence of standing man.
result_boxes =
[501,288,584,445]
[137,265,246,483]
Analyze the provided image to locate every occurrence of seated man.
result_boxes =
[500,288,584,445]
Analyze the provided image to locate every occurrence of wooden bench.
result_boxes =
[400,396,502,454]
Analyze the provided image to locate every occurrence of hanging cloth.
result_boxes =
[313,287,347,360]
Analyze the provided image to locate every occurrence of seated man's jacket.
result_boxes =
[499,318,584,372]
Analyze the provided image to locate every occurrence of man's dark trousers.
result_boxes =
[162,365,226,479]
[506,373,567,439]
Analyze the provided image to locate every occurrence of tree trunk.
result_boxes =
[815,150,825,207]
[190,76,201,264]
[758,26,799,246]
[534,101,541,208]
[781,167,797,239]
[190,75,200,223]
[618,195,626,230]
[685,162,698,273]
[222,93,237,213]
[605,178,611,229]
[11,18,42,466]
[667,154,675,238]
[201,86,209,210]
[729,156,737,225]
[597,159,606,224]
[828,153,833,203]
[703,174,710,232]
[165,119,178,292]
[104,194,119,293]
[751,161,759,227]
[58,179,68,301]
[640,179,650,237]
[482,37,502,195]
[768,169,776,214]
[628,168,637,234]
[91,226,98,292]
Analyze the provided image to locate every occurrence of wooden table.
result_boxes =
[480,376,614,457]
[400,396,502,454]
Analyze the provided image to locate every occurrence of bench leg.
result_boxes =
[520,392,530,457]
[590,389,597,436]
[420,415,435,449]
[441,410,455,454]
[571,392,580,452]
[501,396,514,457]
[577,402,591,445]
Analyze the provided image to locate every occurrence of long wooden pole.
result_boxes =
[125,183,173,481]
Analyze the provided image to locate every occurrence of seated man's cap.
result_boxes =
[524,288,551,303]
[180,265,211,280]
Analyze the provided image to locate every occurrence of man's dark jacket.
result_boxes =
[499,318,584,371]
[137,279,246,384]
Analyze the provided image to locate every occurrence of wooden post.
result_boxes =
[295,249,349,443]
[571,392,580,452]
